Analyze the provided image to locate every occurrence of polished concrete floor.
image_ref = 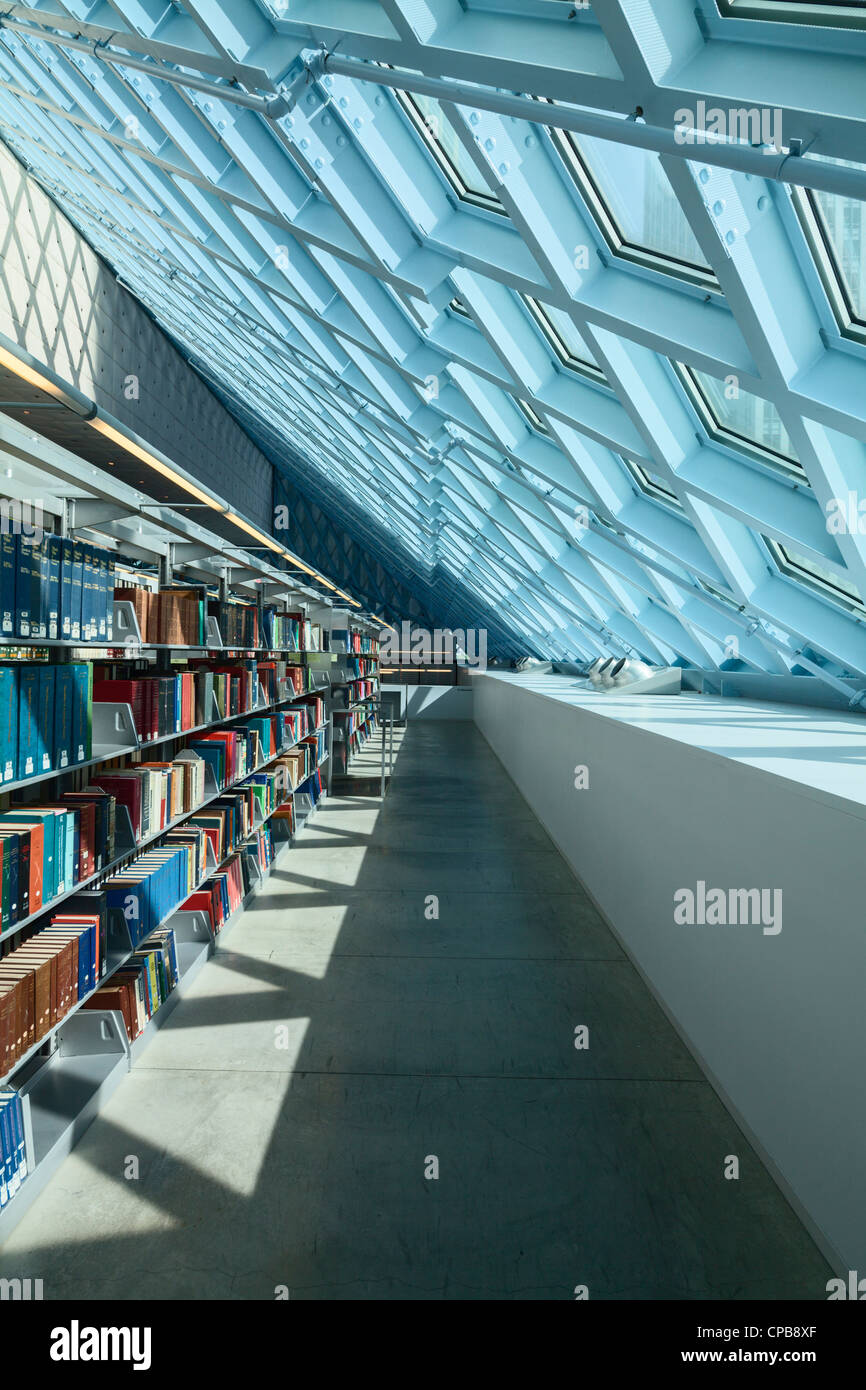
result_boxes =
[0,721,830,1299]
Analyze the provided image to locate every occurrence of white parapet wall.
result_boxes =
[472,668,866,1273]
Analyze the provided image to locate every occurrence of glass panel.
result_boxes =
[809,184,866,321]
[556,130,711,272]
[525,297,602,376]
[688,369,799,463]
[624,456,682,506]
[772,540,864,609]
[397,89,505,212]
[518,400,550,434]
[719,1,866,27]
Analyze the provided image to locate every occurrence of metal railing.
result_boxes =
[379,702,395,798]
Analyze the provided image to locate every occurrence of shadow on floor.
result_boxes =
[0,722,832,1300]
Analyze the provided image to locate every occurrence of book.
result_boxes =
[35,665,54,774]
[46,534,61,640]
[0,667,17,785]
[14,535,35,638]
[16,665,40,780]
[70,662,92,764]
[53,665,75,771]
[0,532,15,636]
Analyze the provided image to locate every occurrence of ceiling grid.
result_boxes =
[0,1,864,673]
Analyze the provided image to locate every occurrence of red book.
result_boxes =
[90,774,142,839]
[182,889,217,929]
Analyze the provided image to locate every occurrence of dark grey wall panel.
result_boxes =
[0,143,273,527]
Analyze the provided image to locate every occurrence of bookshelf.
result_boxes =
[328,606,381,779]
[0,435,379,1238]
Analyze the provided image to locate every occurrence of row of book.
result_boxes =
[0,902,107,1075]
[0,779,288,1070]
[0,1090,27,1209]
[186,785,266,868]
[0,703,314,930]
[344,657,379,679]
[114,582,205,647]
[264,611,300,650]
[301,693,326,731]
[301,767,324,810]
[348,632,379,656]
[82,926,179,1044]
[95,701,314,842]
[0,794,117,931]
[105,831,208,947]
[94,756,207,841]
[1,534,115,644]
[0,663,91,785]
[93,658,287,743]
[184,851,245,935]
[333,678,378,706]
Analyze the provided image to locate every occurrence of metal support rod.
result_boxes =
[380,706,386,800]
[0,15,285,113]
[388,712,393,778]
[318,51,866,202]
[0,5,276,87]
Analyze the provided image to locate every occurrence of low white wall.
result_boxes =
[473,671,866,1274]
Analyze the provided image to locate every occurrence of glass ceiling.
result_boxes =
[0,0,865,682]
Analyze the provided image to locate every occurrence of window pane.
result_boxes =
[562,133,711,271]
[625,457,682,507]
[810,186,866,321]
[720,1,866,28]
[772,539,864,609]
[689,369,799,463]
[526,298,600,371]
[518,399,550,433]
[398,90,504,212]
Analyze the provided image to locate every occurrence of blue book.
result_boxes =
[14,535,34,639]
[66,809,79,888]
[0,1101,11,1206]
[0,1093,24,1197]
[0,1091,26,1185]
[188,740,224,786]
[0,667,16,785]
[53,810,67,895]
[59,537,74,638]
[31,534,49,640]
[69,540,84,641]
[0,531,15,636]
[87,544,101,642]
[53,665,75,771]
[96,549,108,642]
[46,534,61,640]
[70,662,91,764]
[81,544,94,641]
[16,665,40,779]
[35,665,54,774]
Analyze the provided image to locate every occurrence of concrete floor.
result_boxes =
[0,721,830,1299]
